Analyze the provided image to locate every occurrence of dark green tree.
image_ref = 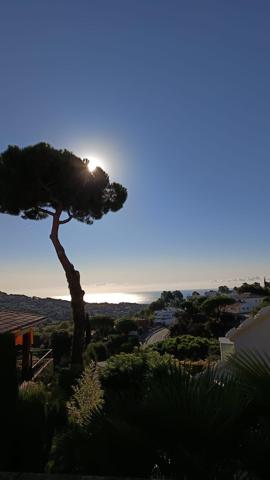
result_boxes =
[148,298,165,313]
[115,318,138,335]
[200,296,236,320]
[89,315,115,338]
[160,291,174,304]
[181,299,199,316]
[235,282,266,295]
[160,290,183,306]
[171,290,184,306]
[0,143,127,368]
[51,330,72,368]
[218,285,230,294]
[149,290,184,312]
[84,341,109,362]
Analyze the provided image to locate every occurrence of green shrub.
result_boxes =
[106,333,126,355]
[100,350,174,394]
[107,334,139,355]
[84,341,108,362]
[51,330,72,367]
[149,335,219,360]
[178,359,215,375]
[84,335,140,364]
[17,381,50,471]
[89,315,115,338]
[49,356,247,478]
[101,351,146,392]
[115,318,138,334]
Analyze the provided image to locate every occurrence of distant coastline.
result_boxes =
[55,289,210,305]
[0,288,213,324]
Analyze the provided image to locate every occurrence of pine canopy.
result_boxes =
[0,143,127,223]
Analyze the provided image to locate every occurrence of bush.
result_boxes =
[49,355,248,478]
[84,335,140,364]
[51,330,72,367]
[84,341,108,362]
[106,333,126,355]
[149,335,219,361]
[115,318,138,334]
[107,334,139,355]
[178,359,215,375]
[89,315,115,338]
[100,350,173,394]
[101,351,146,392]
[17,381,50,472]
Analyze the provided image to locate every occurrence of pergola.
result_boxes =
[0,309,47,381]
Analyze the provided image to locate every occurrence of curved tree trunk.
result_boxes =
[50,207,85,369]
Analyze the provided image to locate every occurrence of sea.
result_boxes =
[56,289,210,304]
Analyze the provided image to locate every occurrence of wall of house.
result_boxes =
[239,297,263,313]
[234,319,270,354]
[219,337,235,361]
[153,308,177,325]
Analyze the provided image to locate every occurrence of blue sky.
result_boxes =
[1,0,270,297]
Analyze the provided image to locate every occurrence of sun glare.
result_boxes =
[87,155,104,172]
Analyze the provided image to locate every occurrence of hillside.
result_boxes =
[0,291,145,323]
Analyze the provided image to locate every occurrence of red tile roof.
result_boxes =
[0,309,46,334]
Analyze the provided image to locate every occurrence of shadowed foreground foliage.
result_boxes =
[3,350,270,479]
[48,351,270,479]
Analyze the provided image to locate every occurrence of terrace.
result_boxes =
[0,309,53,382]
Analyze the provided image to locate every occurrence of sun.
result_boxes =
[87,155,104,172]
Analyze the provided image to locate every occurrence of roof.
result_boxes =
[226,302,242,312]
[0,309,46,335]
[238,293,264,299]
[227,306,270,341]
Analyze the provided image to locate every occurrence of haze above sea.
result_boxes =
[55,289,210,304]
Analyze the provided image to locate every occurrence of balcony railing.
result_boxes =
[30,348,53,380]
[16,348,53,382]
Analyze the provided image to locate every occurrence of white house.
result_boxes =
[226,294,263,314]
[204,290,218,298]
[219,306,270,361]
[186,291,201,300]
[153,307,178,326]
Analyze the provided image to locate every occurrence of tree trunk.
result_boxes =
[85,313,92,347]
[50,207,85,369]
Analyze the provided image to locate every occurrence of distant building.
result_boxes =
[204,290,218,298]
[153,307,178,326]
[186,291,201,300]
[226,293,263,314]
[219,306,270,361]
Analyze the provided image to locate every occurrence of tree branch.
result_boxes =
[59,215,73,224]
[50,207,73,273]
[38,207,54,216]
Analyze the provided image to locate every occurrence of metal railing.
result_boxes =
[30,348,53,380]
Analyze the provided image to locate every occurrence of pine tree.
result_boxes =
[0,143,127,368]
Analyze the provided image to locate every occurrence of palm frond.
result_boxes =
[224,350,270,409]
